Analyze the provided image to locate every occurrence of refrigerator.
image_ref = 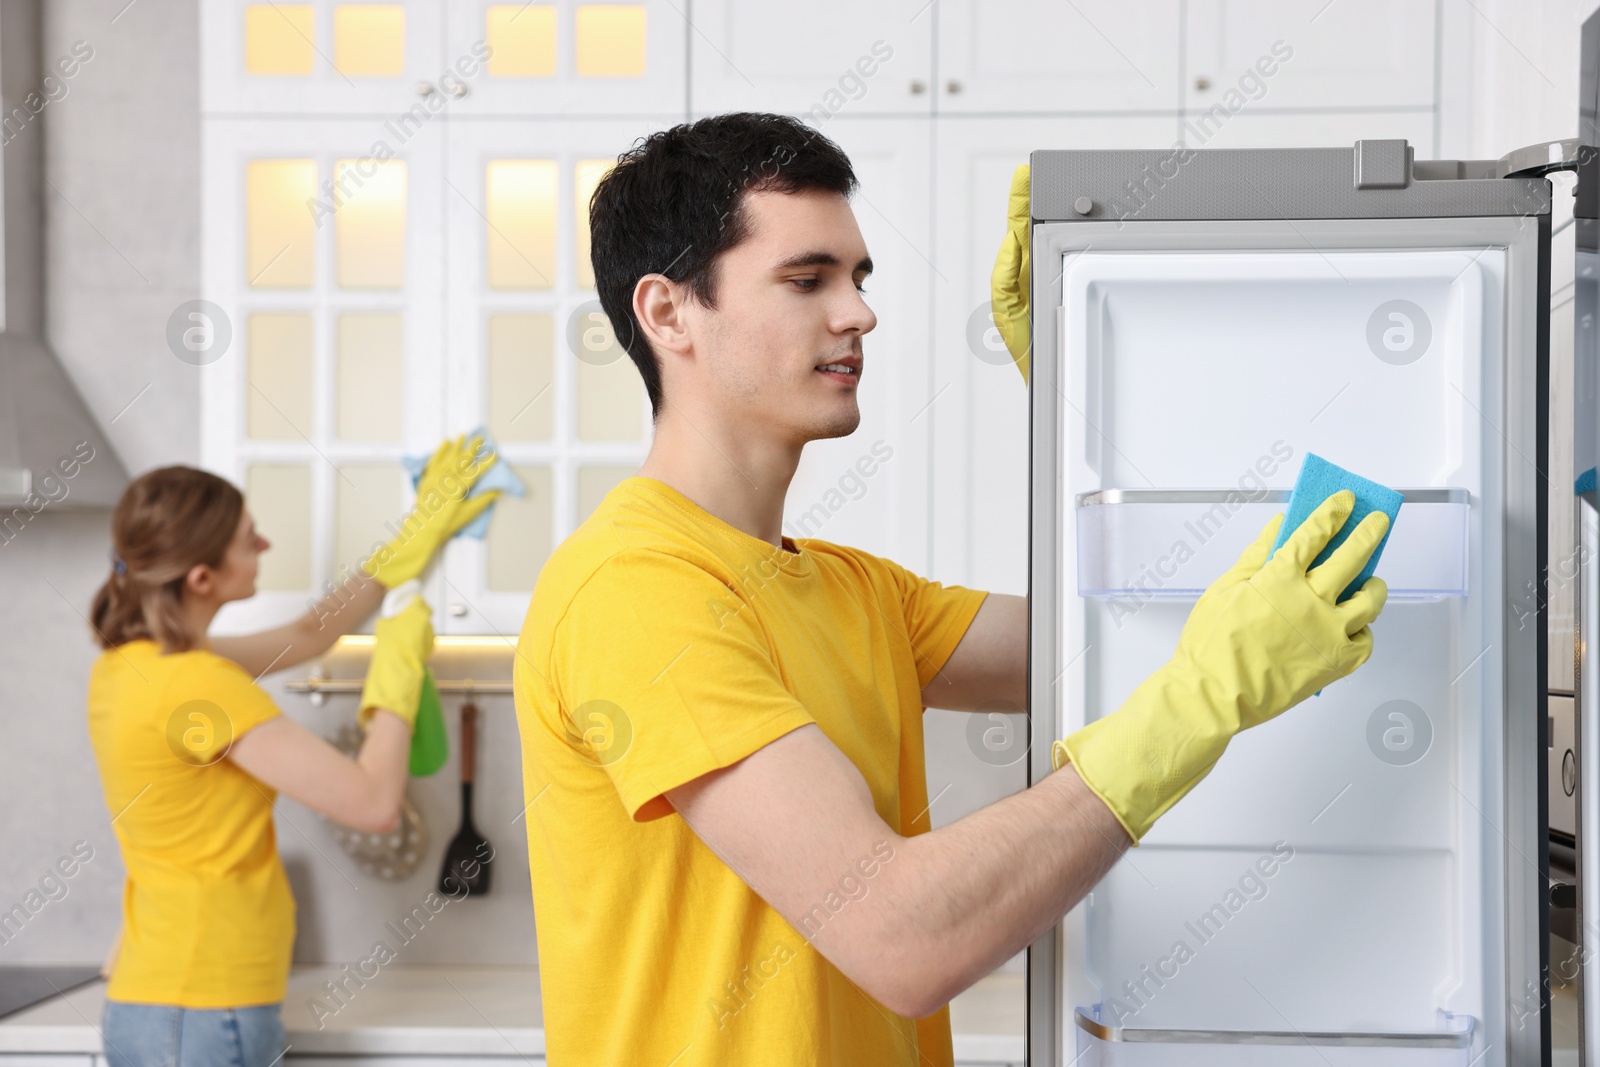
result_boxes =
[1023,134,1577,1065]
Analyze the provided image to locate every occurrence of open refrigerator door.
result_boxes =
[1026,143,1554,1066]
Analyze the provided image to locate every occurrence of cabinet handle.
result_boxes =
[449,603,468,617]
[946,79,963,94]
[1194,75,1212,91]
[449,81,470,99]
[417,80,437,97]
[909,79,926,94]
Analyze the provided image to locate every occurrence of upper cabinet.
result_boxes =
[436,118,669,634]
[936,0,1181,114]
[201,119,447,633]
[203,1,687,117]
[1183,0,1435,113]
[688,0,933,116]
[200,0,1447,637]
[443,1,686,116]
[204,1,445,114]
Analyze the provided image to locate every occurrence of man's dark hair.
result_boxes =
[589,112,859,418]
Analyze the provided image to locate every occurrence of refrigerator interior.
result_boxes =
[1056,247,1513,1065]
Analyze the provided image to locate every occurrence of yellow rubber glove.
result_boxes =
[990,162,1031,386]
[358,596,435,729]
[361,434,502,588]
[1053,490,1390,844]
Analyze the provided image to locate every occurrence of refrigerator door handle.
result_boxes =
[1497,137,1585,178]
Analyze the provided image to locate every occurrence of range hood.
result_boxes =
[0,0,125,511]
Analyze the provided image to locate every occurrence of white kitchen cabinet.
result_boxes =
[1183,0,1435,112]
[202,119,447,638]
[202,1,448,115]
[437,117,670,635]
[928,116,1179,593]
[688,0,932,116]
[196,0,1447,663]
[935,0,1181,114]
[202,4,689,639]
[443,0,686,116]
[204,0,684,119]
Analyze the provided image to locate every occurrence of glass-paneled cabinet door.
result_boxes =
[203,1,451,115]
[443,0,686,116]
[201,119,445,636]
[438,118,672,636]
[688,0,932,117]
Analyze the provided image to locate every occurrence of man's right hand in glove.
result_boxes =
[1054,488,1391,844]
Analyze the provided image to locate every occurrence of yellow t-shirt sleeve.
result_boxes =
[549,549,817,822]
[164,653,283,763]
[874,555,991,691]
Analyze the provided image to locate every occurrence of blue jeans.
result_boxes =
[102,1000,285,1067]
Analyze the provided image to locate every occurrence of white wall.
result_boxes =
[0,0,201,966]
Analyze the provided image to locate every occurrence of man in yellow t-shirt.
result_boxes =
[514,114,1389,1066]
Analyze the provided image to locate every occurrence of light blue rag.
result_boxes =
[1268,452,1402,604]
[402,427,525,540]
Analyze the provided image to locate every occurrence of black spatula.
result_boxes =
[439,698,491,896]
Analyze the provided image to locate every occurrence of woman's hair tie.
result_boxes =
[110,548,127,575]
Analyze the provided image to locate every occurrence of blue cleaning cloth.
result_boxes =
[1578,466,1597,495]
[1268,453,1402,604]
[402,427,525,540]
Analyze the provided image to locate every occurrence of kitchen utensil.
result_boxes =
[439,697,491,896]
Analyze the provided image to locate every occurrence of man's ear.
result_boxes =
[633,273,694,361]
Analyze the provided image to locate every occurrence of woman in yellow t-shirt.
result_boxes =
[86,436,498,1067]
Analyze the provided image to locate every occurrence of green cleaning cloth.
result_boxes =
[408,668,449,776]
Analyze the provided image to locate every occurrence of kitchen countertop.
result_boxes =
[0,965,1024,1062]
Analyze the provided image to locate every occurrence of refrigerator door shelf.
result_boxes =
[1074,487,1471,600]
[1073,1006,1477,1066]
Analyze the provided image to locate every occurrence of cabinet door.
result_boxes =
[437,118,673,635]
[1183,0,1435,112]
[688,0,932,116]
[929,117,1179,593]
[780,117,934,575]
[936,0,1181,114]
[443,0,686,116]
[202,120,445,636]
[203,1,450,115]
